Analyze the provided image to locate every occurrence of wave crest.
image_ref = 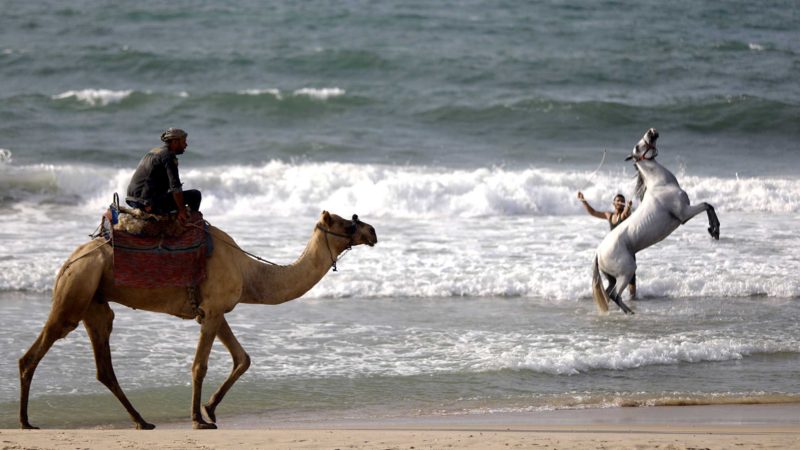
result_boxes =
[52,89,135,106]
[2,161,800,217]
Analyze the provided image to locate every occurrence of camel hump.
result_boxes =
[103,208,211,289]
[111,207,201,238]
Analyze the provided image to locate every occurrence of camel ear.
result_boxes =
[322,210,333,226]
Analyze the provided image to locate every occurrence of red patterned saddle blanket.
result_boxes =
[104,210,211,288]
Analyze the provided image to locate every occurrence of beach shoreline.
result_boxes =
[3,404,799,449]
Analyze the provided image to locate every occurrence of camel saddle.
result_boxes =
[102,208,212,288]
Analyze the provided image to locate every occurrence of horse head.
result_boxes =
[318,210,378,247]
[626,128,659,162]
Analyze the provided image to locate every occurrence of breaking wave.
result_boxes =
[2,160,799,217]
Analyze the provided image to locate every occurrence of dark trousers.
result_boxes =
[150,189,202,214]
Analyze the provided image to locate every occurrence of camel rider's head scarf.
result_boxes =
[160,128,188,143]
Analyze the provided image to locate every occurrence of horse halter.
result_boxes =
[626,128,659,162]
[316,214,361,271]
[637,145,658,162]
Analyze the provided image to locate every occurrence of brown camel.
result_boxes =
[19,211,377,430]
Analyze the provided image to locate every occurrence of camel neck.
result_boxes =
[239,227,347,305]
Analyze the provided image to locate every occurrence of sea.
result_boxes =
[1,0,799,429]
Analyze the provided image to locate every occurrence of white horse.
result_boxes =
[591,128,720,314]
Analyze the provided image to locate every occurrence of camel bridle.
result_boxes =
[316,214,361,272]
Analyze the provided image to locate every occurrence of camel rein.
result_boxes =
[185,221,279,266]
[188,221,354,272]
[315,224,353,272]
[79,217,351,274]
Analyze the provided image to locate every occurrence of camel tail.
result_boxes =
[591,255,609,313]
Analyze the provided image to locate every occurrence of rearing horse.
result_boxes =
[591,128,720,314]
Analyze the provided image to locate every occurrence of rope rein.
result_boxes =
[186,221,279,266]
[79,212,355,277]
[316,224,353,272]
[189,221,354,271]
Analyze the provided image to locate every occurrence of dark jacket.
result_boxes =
[126,146,183,207]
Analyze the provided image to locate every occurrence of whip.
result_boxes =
[579,149,607,191]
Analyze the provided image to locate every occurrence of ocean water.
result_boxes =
[1,0,799,429]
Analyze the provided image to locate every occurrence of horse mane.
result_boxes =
[634,166,646,201]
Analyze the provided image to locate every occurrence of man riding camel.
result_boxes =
[126,128,201,223]
[577,191,637,299]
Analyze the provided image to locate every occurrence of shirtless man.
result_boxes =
[578,191,636,298]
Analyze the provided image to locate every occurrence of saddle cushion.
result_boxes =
[106,210,211,288]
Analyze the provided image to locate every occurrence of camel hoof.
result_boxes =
[202,404,217,424]
[136,422,156,430]
[193,420,217,430]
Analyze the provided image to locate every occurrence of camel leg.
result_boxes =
[19,261,97,430]
[83,301,155,430]
[191,312,223,429]
[202,318,251,424]
[19,319,79,429]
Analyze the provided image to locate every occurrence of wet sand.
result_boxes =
[2,404,799,449]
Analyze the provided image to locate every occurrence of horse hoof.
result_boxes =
[137,422,156,430]
[21,423,39,430]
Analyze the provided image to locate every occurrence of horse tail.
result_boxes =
[591,255,610,313]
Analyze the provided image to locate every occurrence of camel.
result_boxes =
[19,211,377,430]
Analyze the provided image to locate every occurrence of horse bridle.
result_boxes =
[627,144,658,162]
[316,214,361,271]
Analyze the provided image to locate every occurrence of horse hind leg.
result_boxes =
[83,300,155,430]
[604,274,617,299]
[610,274,635,315]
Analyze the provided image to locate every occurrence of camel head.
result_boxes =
[626,127,659,162]
[318,210,377,247]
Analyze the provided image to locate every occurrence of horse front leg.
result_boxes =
[675,202,720,240]
[704,204,720,240]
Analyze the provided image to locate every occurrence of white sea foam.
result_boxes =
[292,87,345,100]
[237,88,283,99]
[52,89,134,106]
[0,149,11,164]
[186,162,800,218]
[234,88,343,101]
[6,161,799,217]
[2,161,800,298]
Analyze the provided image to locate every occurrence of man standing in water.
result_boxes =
[126,128,201,223]
[577,191,637,298]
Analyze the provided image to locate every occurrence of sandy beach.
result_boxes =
[2,404,799,449]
